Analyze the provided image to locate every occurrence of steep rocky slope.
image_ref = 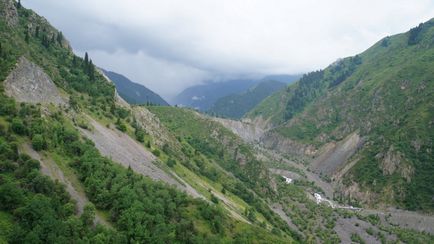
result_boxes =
[248,19,434,211]
[0,1,297,242]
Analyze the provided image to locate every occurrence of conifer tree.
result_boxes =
[84,52,89,66]
[89,59,95,80]
[35,26,40,38]
[57,31,63,45]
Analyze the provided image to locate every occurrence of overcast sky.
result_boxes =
[22,0,434,100]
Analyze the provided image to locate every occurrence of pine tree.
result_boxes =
[41,34,49,48]
[72,55,77,67]
[57,31,63,45]
[25,31,29,43]
[17,0,21,9]
[89,59,95,80]
[84,52,89,66]
[35,26,40,38]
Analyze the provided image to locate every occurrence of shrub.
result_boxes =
[11,118,26,135]
[167,158,176,167]
[31,134,46,151]
[152,149,160,157]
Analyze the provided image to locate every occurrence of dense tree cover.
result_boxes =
[147,107,297,239]
[0,93,292,243]
[0,97,122,243]
[0,3,296,242]
[283,55,362,121]
[2,100,227,242]
[283,70,325,120]
[208,80,287,119]
[408,23,424,45]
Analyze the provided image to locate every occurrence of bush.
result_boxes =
[115,118,127,132]
[31,134,46,151]
[11,118,26,135]
[152,149,161,157]
[210,194,219,204]
[167,158,176,167]
[135,129,145,143]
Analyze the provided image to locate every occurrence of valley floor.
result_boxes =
[215,118,434,243]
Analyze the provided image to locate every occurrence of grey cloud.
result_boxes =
[22,0,434,100]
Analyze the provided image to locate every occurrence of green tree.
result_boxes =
[152,149,161,157]
[81,203,96,226]
[0,182,24,210]
[167,158,176,167]
[56,31,63,45]
[115,118,127,132]
[135,129,145,142]
[84,52,89,66]
[11,118,26,135]
[31,134,46,151]
[210,194,219,204]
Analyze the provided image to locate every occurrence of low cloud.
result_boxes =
[22,0,434,100]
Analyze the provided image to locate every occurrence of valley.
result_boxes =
[214,116,434,241]
[0,0,433,243]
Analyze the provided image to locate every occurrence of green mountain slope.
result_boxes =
[103,69,169,106]
[0,1,296,242]
[208,80,287,119]
[249,19,434,211]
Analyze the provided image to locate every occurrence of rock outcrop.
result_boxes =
[310,132,364,176]
[0,0,18,27]
[4,56,67,105]
[212,117,265,143]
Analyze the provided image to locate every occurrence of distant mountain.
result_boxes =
[172,75,300,111]
[172,79,257,110]
[103,70,169,106]
[208,80,287,119]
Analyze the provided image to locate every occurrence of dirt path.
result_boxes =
[20,144,109,226]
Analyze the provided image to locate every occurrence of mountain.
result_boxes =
[0,1,297,242]
[208,80,287,119]
[1,1,433,243]
[172,79,258,110]
[262,74,301,84]
[103,70,169,106]
[248,19,434,212]
[173,75,300,111]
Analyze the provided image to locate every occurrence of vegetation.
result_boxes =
[103,70,169,106]
[147,106,297,238]
[248,18,434,211]
[0,2,295,243]
[208,80,286,119]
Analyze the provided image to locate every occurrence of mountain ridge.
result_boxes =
[208,80,287,119]
[248,18,434,212]
[103,69,169,106]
